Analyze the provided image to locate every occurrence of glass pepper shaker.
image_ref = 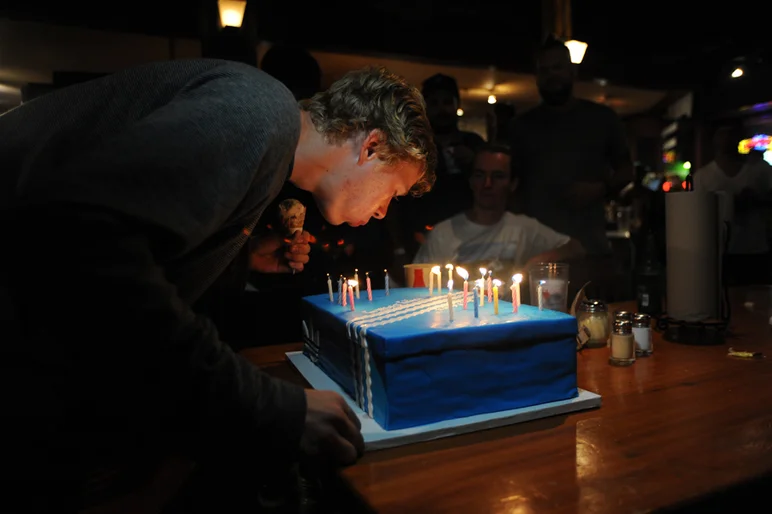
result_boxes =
[633,313,653,356]
[577,299,609,349]
[609,320,636,366]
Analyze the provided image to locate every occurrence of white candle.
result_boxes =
[354,269,360,299]
[327,273,334,302]
[476,279,484,307]
[447,280,454,322]
[384,269,390,295]
[445,264,454,293]
[537,280,545,311]
[430,265,441,295]
[338,275,343,304]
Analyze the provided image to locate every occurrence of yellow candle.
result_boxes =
[493,279,501,315]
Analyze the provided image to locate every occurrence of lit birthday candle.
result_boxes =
[430,265,441,295]
[447,280,454,322]
[327,273,334,302]
[512,273,523,313]
[487,270,493,303]
[348,280,357,311]
[478,268,487,306]
[475,278,484,307]
[445,264,454,293]
[456,267,469,310]
[354,269,360,299]
[384,269,390,295]
[473,284,479,318]
[493,279,501,315]
[337,275,343,304]
[538,280,545,311]
[366,272,372,301]
[342,279,347,307]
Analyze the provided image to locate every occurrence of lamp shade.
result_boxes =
[565,40,588,64]
[218,0,247,28]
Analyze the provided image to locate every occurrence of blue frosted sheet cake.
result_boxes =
[301,288,578,430]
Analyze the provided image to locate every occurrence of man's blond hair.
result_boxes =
[300,66,436,196]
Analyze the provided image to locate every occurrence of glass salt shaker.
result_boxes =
[576,299,609,349]
[633,313,653,357]
[610,311,633,348]
[609,320,636,366]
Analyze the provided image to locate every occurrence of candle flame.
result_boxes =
[348,280,358,287]
[513,273,523,284]
[488,270,492,276]
[366,271,369,276]
[447,279,453,289]
[493,279,502,287]
[456,267,468,280]
[445,263,454,270]
[431,265,441,275]
[539,280,546,285]
[479,268,487,276]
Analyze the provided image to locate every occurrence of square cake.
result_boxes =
[301,287,578,431]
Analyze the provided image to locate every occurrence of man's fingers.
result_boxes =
[284,252,309,265]
[340,399,361,431]
[328,433,359,466]
[330,404,364,458]
[289,243,311,255]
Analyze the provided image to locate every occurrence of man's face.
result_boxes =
[469,151,515,210]
[536,48,574,106]
[425,90,458,133]
[315,133,422,227]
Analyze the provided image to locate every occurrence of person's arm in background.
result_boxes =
[522,219,586,270]
[11,64,362,468]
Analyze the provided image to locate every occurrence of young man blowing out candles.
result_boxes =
[0,60,436,510]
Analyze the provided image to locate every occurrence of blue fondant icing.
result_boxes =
[302,287,578,430]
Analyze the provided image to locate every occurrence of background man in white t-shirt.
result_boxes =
[694,125,772,285]
[414,145,585,286]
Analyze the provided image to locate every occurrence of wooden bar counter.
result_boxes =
[241,287,772,513]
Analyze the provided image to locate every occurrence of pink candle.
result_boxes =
[342,283,347,307]
[366,272,373,301]
[487,273,493,302]
[455,267,469,310]
[512,274,522,314]
[348,281,356,311]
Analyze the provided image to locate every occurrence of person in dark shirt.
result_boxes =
[0,60,436,510]
[509,36,634,256]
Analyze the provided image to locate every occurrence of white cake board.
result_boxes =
[286,352,601,451]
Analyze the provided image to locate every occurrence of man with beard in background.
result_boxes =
[508,36,633,258]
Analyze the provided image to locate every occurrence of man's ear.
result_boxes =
[359,129,386,163]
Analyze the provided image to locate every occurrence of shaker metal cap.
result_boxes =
[614,310,634,321]
[633,313,651,327]
[613,320,633,334]
[579,299,608,313]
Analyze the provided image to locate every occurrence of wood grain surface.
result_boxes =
[244,287,772,513]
